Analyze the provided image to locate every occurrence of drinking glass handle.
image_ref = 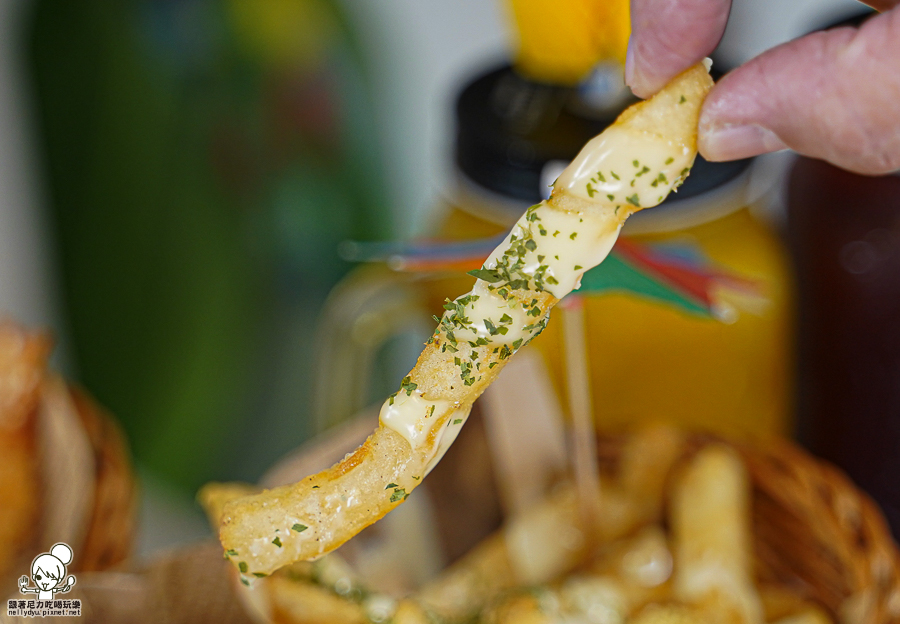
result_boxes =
[310,264,431,433]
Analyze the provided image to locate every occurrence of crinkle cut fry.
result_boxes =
[217,62,713,579]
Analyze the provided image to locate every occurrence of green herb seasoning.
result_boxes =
[399,376,418,396]
[468,268,503,283]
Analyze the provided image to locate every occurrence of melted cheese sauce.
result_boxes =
[381,119,691,454]
[379,392,454,449]
[423,409,468,476]
[451,281,533,344]
[379,390,468,470]
[482,202,623,300]
[555,125,692,209]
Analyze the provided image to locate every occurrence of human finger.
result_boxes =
[698,9,900,174]
[626,0,731,97]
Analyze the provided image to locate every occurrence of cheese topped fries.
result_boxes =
[212,61,714,581]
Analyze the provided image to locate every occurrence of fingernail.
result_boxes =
[700,124,789,161]
[625,36,635,87]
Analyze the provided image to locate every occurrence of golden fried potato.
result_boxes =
[391,600,432,624]
[630,604,711,624]
[759,585,832,624]
[417,483,583,619]
[419,421,689,623]
[670,445,763,624]
[481,591,552,624]
[267,576,367,624]
[199,482,261,528]
[770,610,831,624]
[215,63,714,580]
[618,424,686,526]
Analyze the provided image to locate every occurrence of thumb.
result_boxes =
[699,9,900,175]
[627,0,732,97]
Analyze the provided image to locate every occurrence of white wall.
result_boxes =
[338,0,511,236]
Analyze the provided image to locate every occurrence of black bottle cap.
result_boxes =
[454,64,751,208]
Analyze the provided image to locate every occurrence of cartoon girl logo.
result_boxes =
[18,543,77,600]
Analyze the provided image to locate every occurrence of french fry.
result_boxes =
[419,424,689,620]
[198,482,260,527]
[670,444,764,624]
[629,604,710,624]
[771,610,832,624]
[391,600,432,624]
[588,526,675,613]
[417,484,574,619]
[615,526,674,589]
[216,62,714,579]
[558,574,631,622]
[481,591,553,624]
[759,586,833,624]
[266,576,366,624]
[618,424,686,526]
[417,480,642,619]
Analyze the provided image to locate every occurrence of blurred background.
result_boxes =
[2,0,895,566]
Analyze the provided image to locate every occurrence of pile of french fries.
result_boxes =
[201,425,833,624]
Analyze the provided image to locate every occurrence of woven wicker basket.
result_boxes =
[0,322,137,598]
[230,408,900,624]
[596,433,900,624]
[9,408,896,624]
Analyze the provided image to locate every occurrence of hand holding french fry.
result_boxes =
[628,0,900,173]
[212,61,714,582]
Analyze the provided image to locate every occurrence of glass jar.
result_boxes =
[317,63,794,441]
[433,164,793,438]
